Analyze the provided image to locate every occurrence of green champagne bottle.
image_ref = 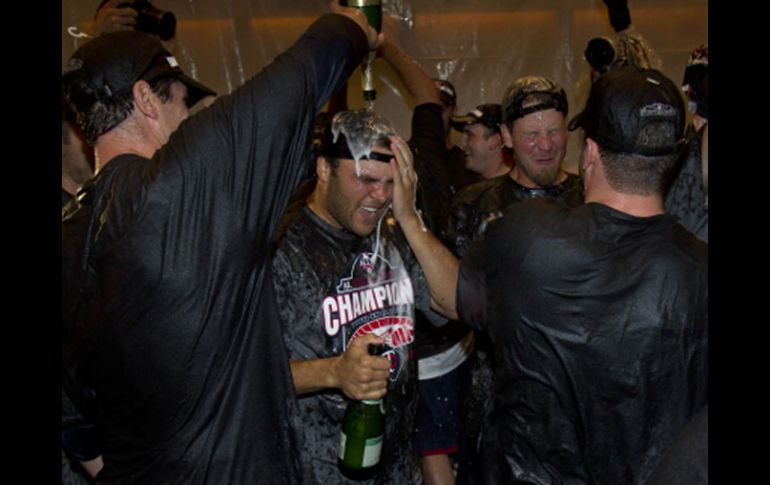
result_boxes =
[338,398,385,470]
[340,0,382,104]
[338,343,386,474]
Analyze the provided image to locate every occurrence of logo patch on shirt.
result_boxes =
[321,251,415,381]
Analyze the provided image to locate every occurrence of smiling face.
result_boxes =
[316,153,395,237]
[503,108,568,188]
[460,123,501,175]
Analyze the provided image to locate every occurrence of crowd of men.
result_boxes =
[62,1,708,484]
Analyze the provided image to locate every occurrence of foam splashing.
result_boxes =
[331,109,396,176]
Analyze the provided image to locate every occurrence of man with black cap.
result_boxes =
[442,77,582,256]
[62,4,381,482]
[434,79,485,192]
[449,104,511,180]
[455,66,708,484]
[270,109,458,484]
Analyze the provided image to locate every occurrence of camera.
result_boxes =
[584,37,616,74]
[119,0,177,41]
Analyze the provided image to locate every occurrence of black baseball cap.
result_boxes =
[450,104,502,133]
[501,76,568,125]
[62,31,216,115]
[317,110,396,163]
[569,66,686,156]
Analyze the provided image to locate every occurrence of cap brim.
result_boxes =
[567,112,583,131]
[176,73,217,108]
[449,114,478,132]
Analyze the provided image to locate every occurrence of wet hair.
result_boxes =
[317,109,396,171]
[502,76,568,128]
[67,76,177,145]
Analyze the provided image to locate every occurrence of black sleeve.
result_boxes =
[151,13,367,243]
[646,404,708,485]
[456,250,488,331]
[440,198,475,258]
[409,103,453,232]
[456,206,525,329]
[439,185,487,258]
[62,387,102,461]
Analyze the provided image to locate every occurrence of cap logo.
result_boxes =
[166,56,179,68]
[645,77,661,86]
[471,108,484,118]
[640,102,676,118]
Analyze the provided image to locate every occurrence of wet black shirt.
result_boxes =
[272,206,439,484]
[442,172,584,258]
[420,172,584,360]
[61,14,366,484]
[664,125,708,242]
[458,200,708,484]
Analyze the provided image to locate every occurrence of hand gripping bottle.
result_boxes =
[341,0,382,105]
[338,344,386,475]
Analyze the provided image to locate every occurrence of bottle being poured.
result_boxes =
[341,0,382,110]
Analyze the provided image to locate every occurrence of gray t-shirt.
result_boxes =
[272,206,439,484]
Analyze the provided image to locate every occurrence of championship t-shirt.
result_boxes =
[272,206,440,484]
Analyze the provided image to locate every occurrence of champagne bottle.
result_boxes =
[338,344,386,474]
[340,0,382,105]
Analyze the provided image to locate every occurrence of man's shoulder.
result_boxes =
[503,195,567,220]
[273,199,311,247]
[659,220,709,266]
[451,175,507,205]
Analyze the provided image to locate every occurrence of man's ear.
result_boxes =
[132,80,159,119]
[488,132,502,151]
[500,123,513,149]
[316,156,332,184]
[582,137,600,171]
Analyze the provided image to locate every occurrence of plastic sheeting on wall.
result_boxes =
[62,0,707,173]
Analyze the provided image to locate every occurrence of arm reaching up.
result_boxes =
[378,34,440,106]
[388,135,459,320]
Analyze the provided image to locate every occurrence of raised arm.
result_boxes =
[388,135,459,320]
[378,34,440,106]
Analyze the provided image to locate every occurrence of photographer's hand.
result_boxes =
[89,0,138,36]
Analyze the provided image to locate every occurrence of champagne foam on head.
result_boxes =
[331,109,396,176]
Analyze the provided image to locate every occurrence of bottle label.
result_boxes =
[361,434,383,467]
[339,432,383,468]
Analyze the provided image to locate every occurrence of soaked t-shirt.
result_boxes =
[458,200,708,484]
[441,172,584,257]
[272,206,439,484]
